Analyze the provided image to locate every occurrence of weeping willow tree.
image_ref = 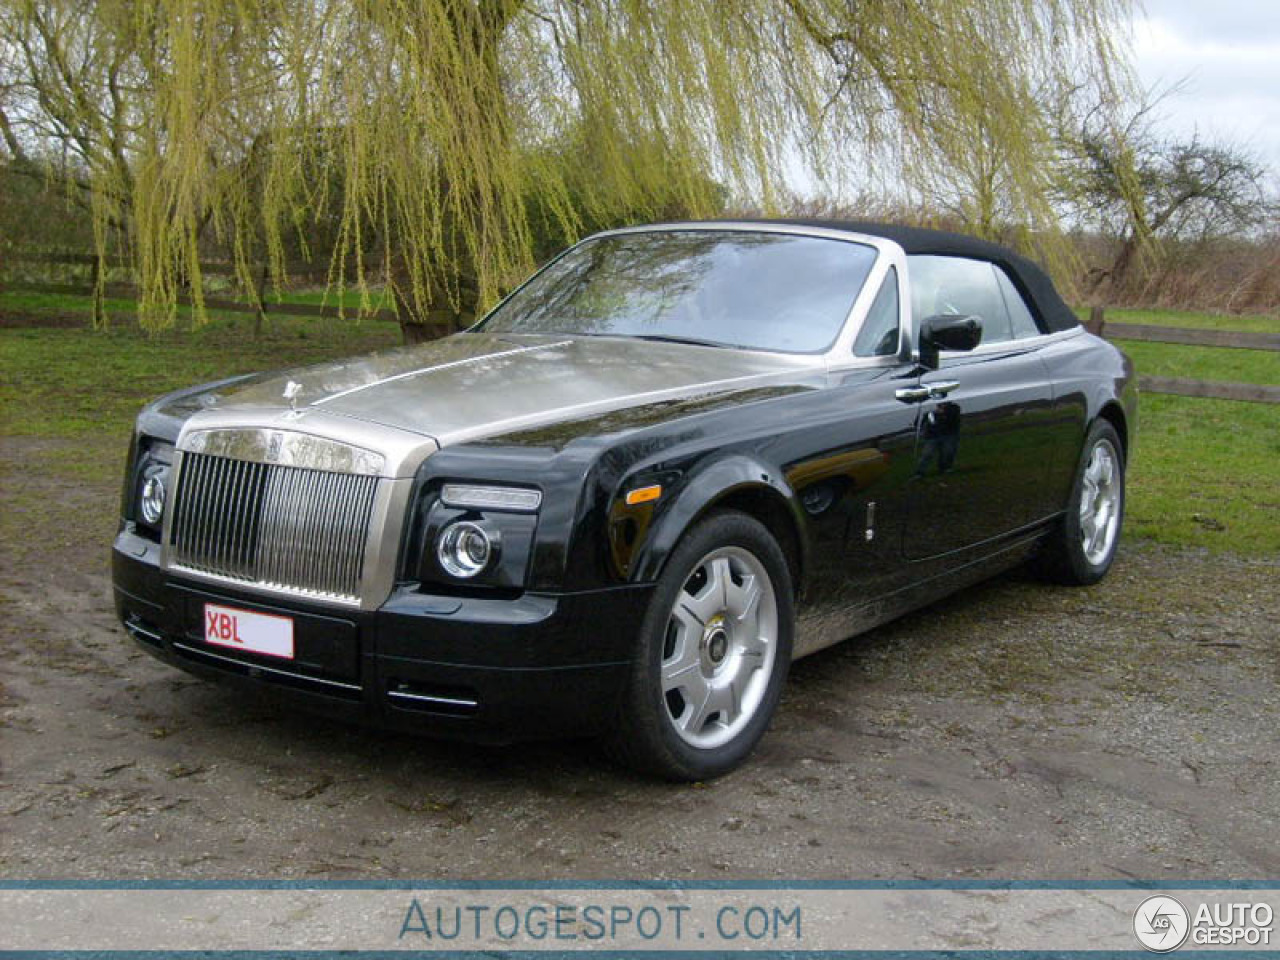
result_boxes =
[0,0,1132,337]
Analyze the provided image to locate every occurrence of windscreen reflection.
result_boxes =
[480,231,878,354]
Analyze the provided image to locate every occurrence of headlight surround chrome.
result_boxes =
[132,440,174,535]
[139,468,167,526]
[436,520,502,579]
[441,483,542,513]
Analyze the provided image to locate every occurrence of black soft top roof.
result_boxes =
[746,218,1080,333]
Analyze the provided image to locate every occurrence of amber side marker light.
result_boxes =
[625,485,663,506]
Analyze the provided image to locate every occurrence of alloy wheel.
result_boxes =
[660,546,779,749]
[1080,438,1122,566]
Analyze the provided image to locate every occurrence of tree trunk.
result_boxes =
[1108,236,1139,292]
[252,262,268,338]
[90,255,106,328]
[394,280,478,345]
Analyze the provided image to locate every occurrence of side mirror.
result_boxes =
[919,314,982,369]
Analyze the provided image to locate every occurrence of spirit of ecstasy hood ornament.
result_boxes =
[282,380,303,413]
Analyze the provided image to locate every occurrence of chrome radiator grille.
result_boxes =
[168,452,379,602]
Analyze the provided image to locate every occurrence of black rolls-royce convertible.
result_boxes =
[113,220,1136,779]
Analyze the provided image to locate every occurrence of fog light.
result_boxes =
[140,471,167,526]
[437,521,498,578]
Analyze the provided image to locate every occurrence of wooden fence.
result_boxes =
[3,252,1277,403]
[0,251,452,338]
[2,278,405,325]
[1083,306,1280,404]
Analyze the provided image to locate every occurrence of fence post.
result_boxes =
[1086,305,1105,336]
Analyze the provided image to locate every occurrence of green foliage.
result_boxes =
[1127,393,1280,555]
[1,0,1132,332]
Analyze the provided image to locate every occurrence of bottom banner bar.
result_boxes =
[0,886,1275,953]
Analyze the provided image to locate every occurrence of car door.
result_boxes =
[901,255,1056,560]
[783,266,922,612]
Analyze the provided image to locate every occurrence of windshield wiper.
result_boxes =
[629,334,730,349]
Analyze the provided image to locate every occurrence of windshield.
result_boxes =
[478,230,878,354]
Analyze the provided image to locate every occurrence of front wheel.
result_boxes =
[1036,419,1125,585]
[604,510,794,780]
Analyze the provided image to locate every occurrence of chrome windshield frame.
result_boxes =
[470,221,911,374]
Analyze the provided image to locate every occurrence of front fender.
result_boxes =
[624,454,807,585]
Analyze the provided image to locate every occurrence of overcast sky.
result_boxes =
[1130,1,1280,177]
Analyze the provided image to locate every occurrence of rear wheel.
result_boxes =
[1036,419,1125,585]
[604,510,793,780]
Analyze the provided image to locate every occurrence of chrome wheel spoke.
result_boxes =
[705,678,740,728]
[1099,455,1114,487]
[727,572,762,631]
[680,680,714,734]
[672,596,706,633]
[707,556,731,609]
[1091,502,1112,554]
[1086,451,1104,485]
[661,637,701,689]
[726,677,742,721]
[679,558,729,625]
[739,630,768,660]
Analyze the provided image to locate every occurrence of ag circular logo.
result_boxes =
[1134,895,1190,952]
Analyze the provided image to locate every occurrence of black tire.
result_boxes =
[1035,419,1126,585]
[603,510,794,781]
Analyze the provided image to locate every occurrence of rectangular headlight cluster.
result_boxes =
[440,483,542,513]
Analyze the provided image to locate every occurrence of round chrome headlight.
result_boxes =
[437,521,497,578]
[140,471,167,526]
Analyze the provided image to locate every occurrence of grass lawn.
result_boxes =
[0,314,400,440]
[1119,340,1280,386]
[0,286,392,324]
[2,296,1277,558]
[1088,305,1279,552]
[0,290,143,318]
[1093,305,1280,387]
[1076,306,1280,334]
[1128,393,1280,555]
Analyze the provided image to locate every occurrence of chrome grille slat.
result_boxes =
[169,452,378,603]
[224,460,244,574]
[323,475,341,595]
[229,461,252,576]
[213,457,230,573]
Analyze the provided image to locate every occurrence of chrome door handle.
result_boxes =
[895,386,931,404]
[928,380,960,398]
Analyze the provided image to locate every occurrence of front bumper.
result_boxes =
[112,530,651,743]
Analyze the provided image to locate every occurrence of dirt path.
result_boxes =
[1,444,1277,878]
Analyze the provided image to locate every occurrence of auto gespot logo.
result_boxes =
[1134,896,1274,951]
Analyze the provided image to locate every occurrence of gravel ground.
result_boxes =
[1,447,1277,879]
